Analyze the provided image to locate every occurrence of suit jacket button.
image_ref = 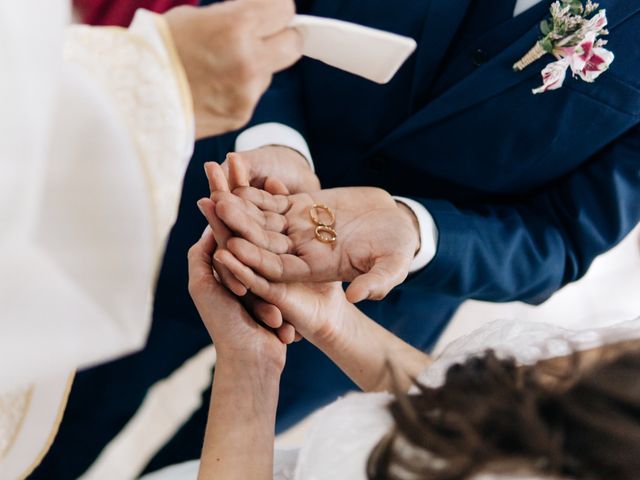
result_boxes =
[472,48,489,66]
[369,155,387,171]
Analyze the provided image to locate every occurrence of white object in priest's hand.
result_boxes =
[291,15,417,84]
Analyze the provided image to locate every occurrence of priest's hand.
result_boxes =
[211,185,421,303]
[165,0,302,139]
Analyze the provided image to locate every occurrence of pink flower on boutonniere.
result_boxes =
[514,1,614,94]
[532,31,615,93]
[584,9,608,32]
[563,32,615,82]
[532,58,571,94]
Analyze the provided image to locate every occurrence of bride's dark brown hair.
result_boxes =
[367,341,640,480]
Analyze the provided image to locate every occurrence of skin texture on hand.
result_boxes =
[187,226,286,368]
[189,229,284,480]
[211,185,420,303]
[214,244,432,392]
[201,162,300,344]
[165,0,302,139]
[221,147,321,194]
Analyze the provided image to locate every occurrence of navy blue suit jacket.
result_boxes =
[295,0,640,306]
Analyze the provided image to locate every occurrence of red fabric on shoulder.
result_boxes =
[74,0,199,27]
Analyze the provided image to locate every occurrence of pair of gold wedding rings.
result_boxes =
[309,204,337,244]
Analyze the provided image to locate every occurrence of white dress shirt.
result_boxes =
[237,0,543,273]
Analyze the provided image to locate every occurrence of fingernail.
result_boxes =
[197,199,206,215]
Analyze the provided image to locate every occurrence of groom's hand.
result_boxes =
[166,0,302,139]
[222,147,320,194]
[212,186,421,303]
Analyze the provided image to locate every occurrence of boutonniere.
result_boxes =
[513,0,614,94]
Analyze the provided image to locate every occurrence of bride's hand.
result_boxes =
[187,227,286,369]
[211,185,420,303]
[215,248,350,345]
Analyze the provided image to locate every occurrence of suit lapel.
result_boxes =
[405,21,544,134]
[376,0,640,152]
[408,0,473,106]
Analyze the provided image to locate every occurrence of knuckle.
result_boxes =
[288,28,304,56]
[187,245,199,261]
[226,3,255,27]
[188,276,204,297]
[235,58,260,83]
[279,0,296,19]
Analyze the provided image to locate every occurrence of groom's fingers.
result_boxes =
[345,254,411,303]
[226,237,313,282]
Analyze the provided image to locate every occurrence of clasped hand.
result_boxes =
[189,155,420,364]
[207,157,419,304]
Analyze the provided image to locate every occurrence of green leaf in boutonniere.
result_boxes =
[513,0,608,72]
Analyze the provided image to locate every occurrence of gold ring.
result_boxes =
[315,225,337,244]
[309,204,336,227]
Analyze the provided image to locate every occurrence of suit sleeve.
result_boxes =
[404,124,640,304]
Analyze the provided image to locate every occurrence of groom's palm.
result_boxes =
[213,186,418,302]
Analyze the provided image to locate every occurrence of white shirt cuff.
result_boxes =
[393,196,438,273]
[235,122,314,172]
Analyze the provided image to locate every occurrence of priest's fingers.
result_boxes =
[226,237,313,282]
[239,0,295,39]
[204,162,230,194]
[233,186,290,214]
[212,191,287,233]
[345,254,411,303]
[216,200,292,254]
[261,27,303,74]
[197,198,247,296]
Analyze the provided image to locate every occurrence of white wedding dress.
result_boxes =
[143,317,640,480]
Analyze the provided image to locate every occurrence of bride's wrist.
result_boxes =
[216,349,285,379]
[310,301,360,353]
